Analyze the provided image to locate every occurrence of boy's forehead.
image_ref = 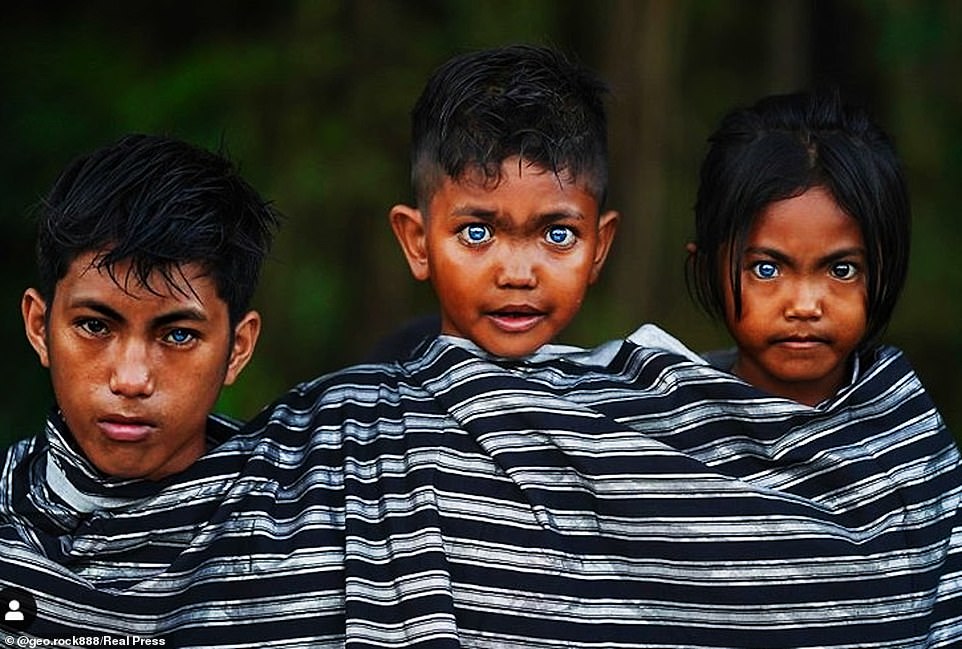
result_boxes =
[424,160,603,225]
[67,251,214,302]
[442,163,600,210]
[454,158,577,187]
[419,155,605,217]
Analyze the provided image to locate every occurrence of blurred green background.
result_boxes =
[3,1,961,446]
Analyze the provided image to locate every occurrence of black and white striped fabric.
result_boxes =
[1,328,960,647]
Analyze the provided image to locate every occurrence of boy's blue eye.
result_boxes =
[751,261,779,279]
[458,224,492,244]
[165,329,196,345]
[830,261,858,280]
[545,226,576,247]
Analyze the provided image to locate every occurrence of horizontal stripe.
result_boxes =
[0,328,959,647]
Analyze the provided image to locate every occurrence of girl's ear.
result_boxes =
[224,310,261,386]
[22,288,51,368]
[389,204,431,281]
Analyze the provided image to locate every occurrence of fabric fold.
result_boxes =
[0,329,958,648]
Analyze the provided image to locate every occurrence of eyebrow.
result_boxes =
[451,205,586,226]
[70,298,209,328]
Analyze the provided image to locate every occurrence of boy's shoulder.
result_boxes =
[247,338,466,425]
[626,324,706,364]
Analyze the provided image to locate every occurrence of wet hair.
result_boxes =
[36,134,280,324]
[410,44,609,209]
[687,90,910,347]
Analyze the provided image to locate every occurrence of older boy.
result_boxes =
[19,135,275,481]
[1,134,278,636]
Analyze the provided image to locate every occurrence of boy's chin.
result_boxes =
[476,335,551,359]
[442,318,559,358]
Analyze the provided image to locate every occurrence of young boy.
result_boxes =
[389,44,618,359]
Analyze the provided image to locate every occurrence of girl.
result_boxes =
[686,91,910,406]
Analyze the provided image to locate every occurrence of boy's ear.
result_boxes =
[389,204,431,281]
[22,288,51,368]
[589,210,620,284]
[223,310,261,386]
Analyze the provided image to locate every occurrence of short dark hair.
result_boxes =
[687,90,910,346]
[410,44,609,208]
[36,134,280,324]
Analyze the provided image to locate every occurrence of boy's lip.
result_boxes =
[98,415,156,443]
[486,305,546,333]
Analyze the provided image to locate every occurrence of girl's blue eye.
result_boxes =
[830,262,858,280]
[459,224,492,244]
[545,226,576,247]
[751,261,779,279]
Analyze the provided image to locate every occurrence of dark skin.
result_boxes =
[22,250,260,479]
[391,158,618,358]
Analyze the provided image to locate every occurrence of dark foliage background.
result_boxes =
[3,1,960,446]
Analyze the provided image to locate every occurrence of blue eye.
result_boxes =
[165,328,197,345]
[545,226,576,247]
[458,224,492,245]
[830,262,858,280]
[751,261,779,279]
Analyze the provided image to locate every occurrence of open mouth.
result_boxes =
[487,307,546,333]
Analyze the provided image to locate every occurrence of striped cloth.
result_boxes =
[1,328,960,648]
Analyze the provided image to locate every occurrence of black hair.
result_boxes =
[36,134,280,324]
[687,90,910,347]
[410,44,609,208]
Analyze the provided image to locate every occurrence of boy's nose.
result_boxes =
[784,281,824,320]
[108,342,155,398]
[495,248,538,288]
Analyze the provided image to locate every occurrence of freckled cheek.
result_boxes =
[50,339,104,385]
[189,345,231,376]
[156,348,227,394]
[172,357,230,415]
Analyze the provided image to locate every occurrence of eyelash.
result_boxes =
[164,328,199,346]
[456,224,579,248]
[75,319,199,346]
[77,318,110,337]
[545,225,577,248]
[746,261,861,280]
[829,261,859,280]
[749,261,779,280]
[457,223,492,246]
